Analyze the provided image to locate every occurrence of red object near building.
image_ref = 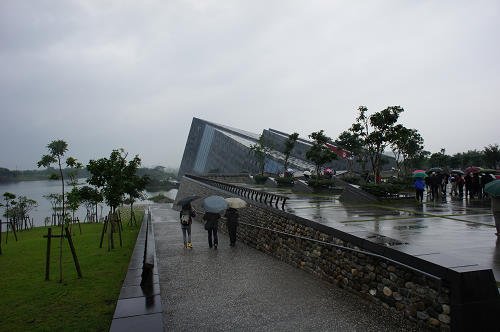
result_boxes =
[325,143,350,159]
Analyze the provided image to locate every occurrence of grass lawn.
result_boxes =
[0,209,144,332]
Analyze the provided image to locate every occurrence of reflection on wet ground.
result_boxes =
[243,184,500,281]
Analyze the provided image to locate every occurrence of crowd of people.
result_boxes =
[414,171,497,202]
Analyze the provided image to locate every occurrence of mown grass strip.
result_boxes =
[0,208,143,332]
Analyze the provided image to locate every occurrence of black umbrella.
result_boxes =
[176,195,200,207]
[426,167,443,174]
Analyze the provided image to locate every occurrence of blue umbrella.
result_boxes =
[203,195,228,213]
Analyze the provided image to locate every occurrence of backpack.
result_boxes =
[180,211,190,225]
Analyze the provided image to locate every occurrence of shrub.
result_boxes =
[275,177,294,186]
[254,175,269,184]
[342,175,362,185]
[307,178,336,188]
[360,183,404,197]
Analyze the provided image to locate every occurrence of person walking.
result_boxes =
[203,211,221,249]
[472,173,481,199]
[414,177,425,203]
[180,203,196,249]
[457,175,465,199]
[450,174,457,196]
[429,172,441,201]
[224,207,239,246]
[465,173,473,199]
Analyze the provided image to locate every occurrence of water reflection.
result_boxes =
[0,180,178,228]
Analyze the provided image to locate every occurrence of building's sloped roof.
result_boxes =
[216,126,315,171]
[217,129,255,148]
[197,118,260,141]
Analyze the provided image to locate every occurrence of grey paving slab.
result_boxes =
[152,205,418,332]
[123,268,160,286]
[113,294,163,319]
[119,283,161,300]
[110,313,164,332]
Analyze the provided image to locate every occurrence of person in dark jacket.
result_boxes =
[180,203,196,249]
[224,207,239,246]
[203,212,221,249]
[465,173,473,198]
[429,172,441,201]
[472,173,481,199]
[457,175,465,199]
[414,177,425,203]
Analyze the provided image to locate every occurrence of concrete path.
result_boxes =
[152,204,418,331]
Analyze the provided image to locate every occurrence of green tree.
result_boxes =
[87,150,124,213]
[78,186,102,223]
[484,144,500,169]
[123,155,149,226]
[2,192,16,214]
[389,125,424,176]
[366,106,404,182]
[345,106,404,183]
[66,187,81,224]
[283,132,299,172]
[306,130,337,184]
[65,157,83,186]
[462,150,484,167]
[428,148,451,168]
[335,130,364,172]
[249,135,270,176]
[87,149,146,248]
[37,140,79,282]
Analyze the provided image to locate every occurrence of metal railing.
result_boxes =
[186,174,289,210]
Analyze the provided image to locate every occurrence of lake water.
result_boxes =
[0,180,178,228]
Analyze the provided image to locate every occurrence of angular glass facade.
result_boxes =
[178,117,394,178]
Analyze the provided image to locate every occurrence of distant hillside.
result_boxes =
[0,167,90,183]
[0,166,178,191]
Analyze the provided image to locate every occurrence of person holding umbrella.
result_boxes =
[224,197,247,247]
[179,202,196,249]
[224,207,239,247]
[202,195,228,249]
[203,211,221,249]
[412,172,426,203]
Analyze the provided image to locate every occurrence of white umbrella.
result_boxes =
[303,170,311,176]
[225,197,247,209]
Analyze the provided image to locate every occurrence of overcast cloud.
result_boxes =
[1,0,499,170]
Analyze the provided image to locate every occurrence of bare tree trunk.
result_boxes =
[58,157,65,283]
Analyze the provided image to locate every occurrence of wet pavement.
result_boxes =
[152,204,418,331]
[244,184,500,281]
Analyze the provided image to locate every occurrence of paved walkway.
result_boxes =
[152,204,418,331]
[240,183,500,281]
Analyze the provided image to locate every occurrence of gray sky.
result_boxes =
[1,1,499,170]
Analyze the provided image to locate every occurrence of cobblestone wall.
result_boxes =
[178,177,451,331]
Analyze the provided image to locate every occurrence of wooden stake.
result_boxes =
[99,217,107,248]
[65,227,82,278]
[0,219,3,255]
[45,228,52,280]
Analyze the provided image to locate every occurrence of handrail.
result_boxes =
[238,221,442,282]
[186,174,289,210]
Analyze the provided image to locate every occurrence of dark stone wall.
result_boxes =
[177,176,452,331]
